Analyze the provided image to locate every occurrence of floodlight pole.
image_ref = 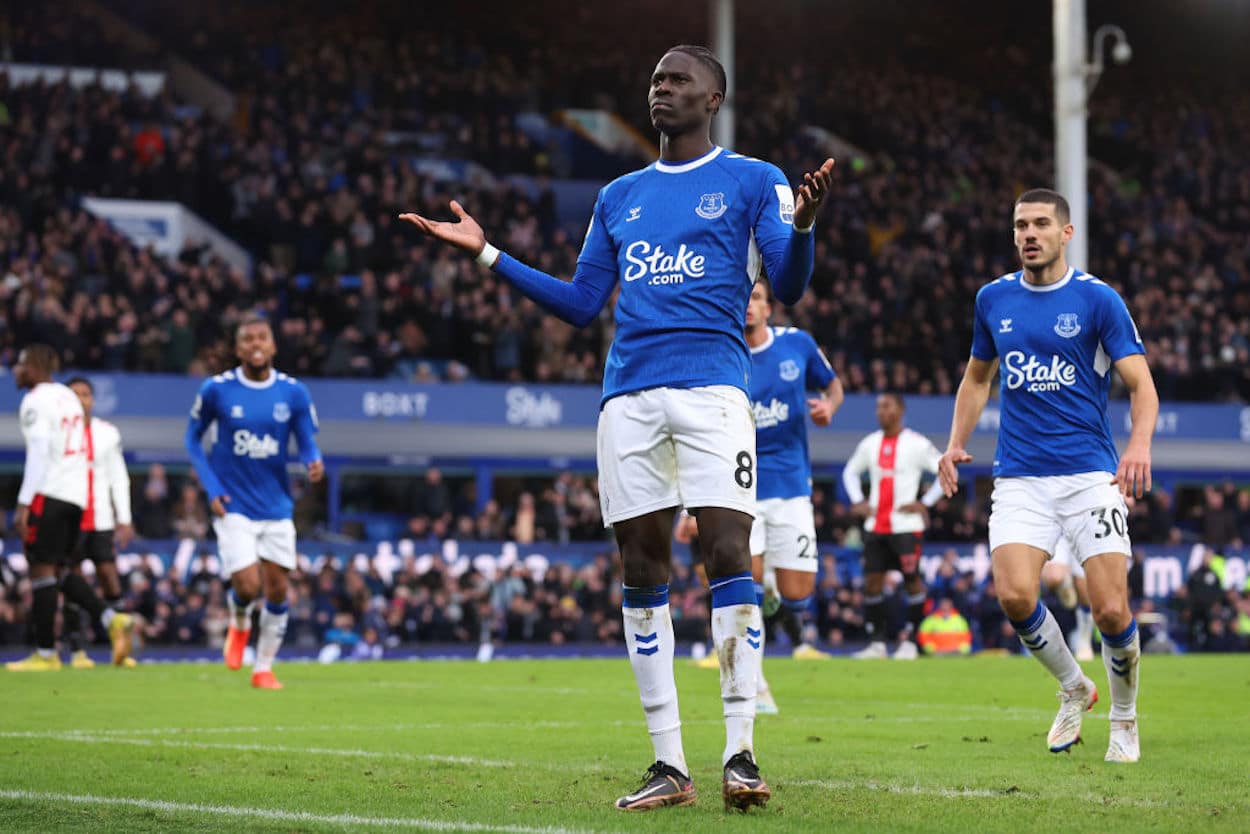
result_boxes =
[1054,1,1131,271]
[711,0,735,150]
[1054,0,1090,270]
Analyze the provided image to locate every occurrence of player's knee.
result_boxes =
[1092,599,1130,634]
[232,574,262,603]
[997,589,1038,621]
[703,532,750,579]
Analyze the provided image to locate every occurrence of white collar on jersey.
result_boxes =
[654,145,722,174]
[235,366,277,389]
[748,327,775,354]
[1020,266,1074,293]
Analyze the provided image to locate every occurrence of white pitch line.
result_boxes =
[0,789,607,834]
[0,732,512,768]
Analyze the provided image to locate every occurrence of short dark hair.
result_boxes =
[666,44,727,97]
[752,277,773,303]
[20,343,60,375]
[882,391,905,411]
[65,376,93,392]
[234,315,272,343]
[1015,188,1071,224]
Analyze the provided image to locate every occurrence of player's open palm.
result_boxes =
[399,201,486,256]
[793,158,836,229]
[938,448,973,497]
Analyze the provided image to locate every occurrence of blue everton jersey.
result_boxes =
[578,146,799,402]
[970,267,1144,477]
[185,368,321,521]
[751,327,836,499]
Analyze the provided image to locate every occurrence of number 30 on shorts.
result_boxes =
[1090,506,1127,539]
[734,451,754,489]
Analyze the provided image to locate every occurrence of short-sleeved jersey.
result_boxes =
[83,417,131,531]
[186,368,320,521]
[842,428,942,535]
[750,327,836,500]
[577,146,798,403]
[970,267,1145,477]
[18,382,88,507]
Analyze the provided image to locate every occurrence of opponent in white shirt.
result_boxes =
[60,377,135,668]
[842,393,944,660]
[6,346,133,672]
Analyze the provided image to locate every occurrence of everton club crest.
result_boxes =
[1053,313,1081,338]
[695,192,728,220]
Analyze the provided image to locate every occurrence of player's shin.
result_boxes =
[32,575,59,653]
[622,584,687,776]
[1101,619,1140,721]
[710,572,761,765]
[1011,601,1084,688]
[253,600,289,674]
[228,587,256,631]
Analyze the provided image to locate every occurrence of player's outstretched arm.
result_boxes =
[939,356,997,496]
[399,203,618,329]
[1111,353,1157,498]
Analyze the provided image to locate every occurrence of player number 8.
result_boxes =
[734,451,754,489]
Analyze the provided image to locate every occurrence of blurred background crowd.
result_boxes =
[1,0,1248,655]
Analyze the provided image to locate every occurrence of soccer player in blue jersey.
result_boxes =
[745,279,843,687]
[938,189,1158,763]
[401,45,834,811]
[185,317,324,690]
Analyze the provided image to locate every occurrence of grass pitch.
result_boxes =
[1,653,1247,832]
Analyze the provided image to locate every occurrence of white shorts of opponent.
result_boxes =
[749,496,819,574]
[988,472,1131,565]
[213,513,297,575]
[597,385,756,526]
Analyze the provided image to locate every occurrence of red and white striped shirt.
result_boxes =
[842,428,943,534]
[80,417,132,531]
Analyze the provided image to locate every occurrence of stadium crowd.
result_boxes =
[1,1,1248,655]
[3,2,1249,398]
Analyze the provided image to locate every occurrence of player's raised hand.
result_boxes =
[307,459,325,483]
[1111,443,1152,499]
[210,495,231,518]
[792,158,835,230]
[807,397,835,426]
[398,201,487,257]
[938,448,973,497]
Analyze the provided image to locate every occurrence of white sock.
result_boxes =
[228,589,255,632]
[1101,619,1140,721]
[1074,606,1094,653]
[710,572,762,766]
[253,601,289,674]
[622,590,687,776]
[101,608,116,629]
[1011,602,1084,689]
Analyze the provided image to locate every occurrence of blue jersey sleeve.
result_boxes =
[803,333,836,389]
[1096,286,1146,361]
[970,285,998,361]
[753,165,814,306]
[184,380,226,500]
[577,189,617,271]
[292,382,322,465]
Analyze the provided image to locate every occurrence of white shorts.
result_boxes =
[597,386,756,525]
[1052,536,1085,579]
[988,472,1131,565]
[213,513,297,575]
[749,496,818,573]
